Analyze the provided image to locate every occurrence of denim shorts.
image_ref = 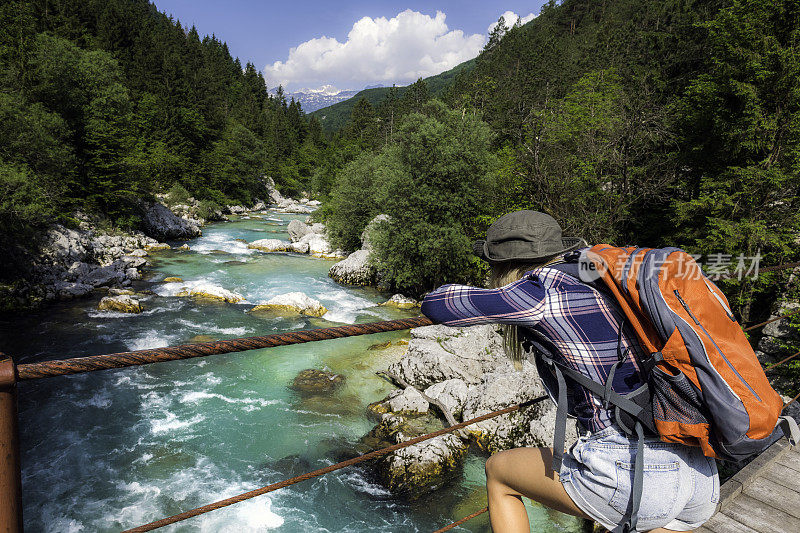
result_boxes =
[559,424,719,532]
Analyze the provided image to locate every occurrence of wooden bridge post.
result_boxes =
[0,356,22,532]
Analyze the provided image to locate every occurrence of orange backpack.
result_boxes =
[538,245,798,532]
[583,245,790,460]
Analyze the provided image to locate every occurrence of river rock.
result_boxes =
[290,368,345,393]
[250,292,327,317]
[247,239,291,252]
[300,233,329,255]
[363,323,579,496]
[163,277,183,282]
[287,219,313,242]
[98,295,142,313]
[83,265,126,287]
[381,294,419,309]
[460,363,576,452]
[108,288,135,296]
[41,225,90,265]
[138,201,202,240]
[177,284,244,303]
[145,242,171,251]
[262,176,286,205]
[64,261,91,282]
[329,249,375,285]
[289,242,309,254]
[374,429,469,498]
[387,324,509,389]
[120,255,147,270]
[386,387,429,415]
[423,379,470,419]
[757,301,800,361]
[54,281,93,299]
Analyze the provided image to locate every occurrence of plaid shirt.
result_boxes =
[420,266,645,432]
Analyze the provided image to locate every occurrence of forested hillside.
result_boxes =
[311,59,476,132]
[317,0,800,324]
[0,0,320,277]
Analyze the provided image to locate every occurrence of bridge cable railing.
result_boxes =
[0,261,799,532]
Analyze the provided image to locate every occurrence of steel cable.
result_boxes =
[743,307,800,332]
[17,317,434,380]
[432,507,489,533]
[764,350,800,371]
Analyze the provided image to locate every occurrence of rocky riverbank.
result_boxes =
[0,176,333,312]
[358,323,576,498]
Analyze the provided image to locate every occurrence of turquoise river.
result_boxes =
[0,209,584,532]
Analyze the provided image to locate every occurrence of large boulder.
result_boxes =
[424,379,470,419]
[757,301,800,361]
[460,364,576,453]
[374,431,468,498]
[98,295,142,314]
[381,294,419,309]
[328,249,376,286]
[300,233,345,258]
[176,283,244,303]
[40,225,91,265]
[139,201,201,240]
[262,176,285,205]
[387,324,510,389]
[83,265,126,288]
[290,368,345,394]
[364,323,578,497]
[287,220,312,242]
[247,239,292,252]
[54,281,93,300]
[249,292,327,317]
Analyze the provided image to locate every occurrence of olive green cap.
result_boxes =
[473,210,582,263]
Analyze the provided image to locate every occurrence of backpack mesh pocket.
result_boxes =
[650,366,710,426]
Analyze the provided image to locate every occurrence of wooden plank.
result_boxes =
[743,476,800,519]
[764,463,800,494]
[721,493,800,533]
[698,511,758,533]
[718,439,788,511]
[774,447,800,474]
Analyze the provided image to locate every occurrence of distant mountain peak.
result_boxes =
[270,85,360,112]
[296,84,342,96]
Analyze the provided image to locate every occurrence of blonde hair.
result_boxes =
[489,255,563,370]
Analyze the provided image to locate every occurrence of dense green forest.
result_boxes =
[0,0,320,278]
[316,0,800,326]
[2,0,799,336]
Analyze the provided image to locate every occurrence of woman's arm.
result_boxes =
[420,275,548,327]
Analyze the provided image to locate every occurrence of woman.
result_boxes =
[420,211,719,533]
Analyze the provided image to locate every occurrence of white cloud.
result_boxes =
[264,10,486,91]
[488,11,537,34]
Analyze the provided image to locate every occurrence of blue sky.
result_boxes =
[151,1,547,91]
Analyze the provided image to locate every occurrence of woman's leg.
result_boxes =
[485,447,591,533]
